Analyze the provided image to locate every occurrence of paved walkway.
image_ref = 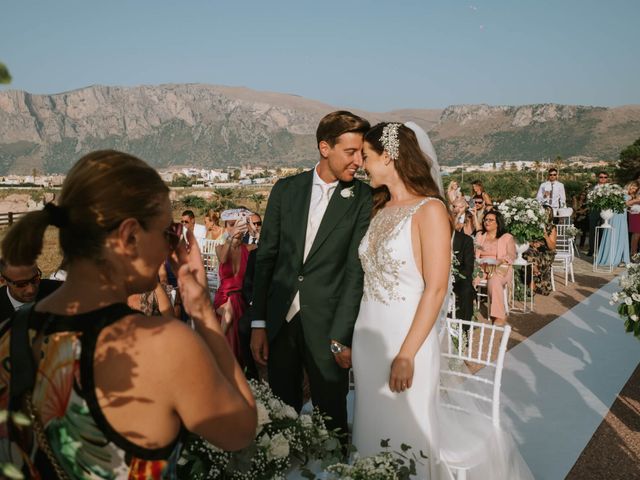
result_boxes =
[490,277,640,479]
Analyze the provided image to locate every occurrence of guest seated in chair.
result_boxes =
[474,211,516,326]
[523,205,557,296]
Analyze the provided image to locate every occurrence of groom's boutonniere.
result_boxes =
[340,186,355,199]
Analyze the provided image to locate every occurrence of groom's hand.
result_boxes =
[250,328,269,366]
[333,348,352,369]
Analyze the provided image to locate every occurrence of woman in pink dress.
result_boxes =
[214,215,257,364]
[474,210,516,325]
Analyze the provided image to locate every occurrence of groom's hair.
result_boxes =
[316,111,370,148]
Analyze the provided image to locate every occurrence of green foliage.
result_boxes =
[171,174,196,187]
[617,137,640,183]
[0,62,11,84]
[445,170,598,203]
[180,195,209,212]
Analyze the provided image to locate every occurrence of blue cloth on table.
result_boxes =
[595,211,630,266]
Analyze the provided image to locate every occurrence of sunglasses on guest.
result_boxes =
[252,221,262,227]
[598,175,608,179]
[2,269,42,288]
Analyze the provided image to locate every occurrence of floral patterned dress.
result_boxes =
[0,304,183,480]
[523,224,556,296]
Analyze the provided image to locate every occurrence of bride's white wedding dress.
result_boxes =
[352,198,533,479]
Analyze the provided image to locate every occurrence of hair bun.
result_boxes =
[44,203,69,228]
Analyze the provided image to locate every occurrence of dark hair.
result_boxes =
[364,123,444,215]
[542,205,554,224]
[2,150,169,266]
[597,170,608,177]
[204,209,220,225]
[182,210,195,219]
[471,180,485,193]
[548,168,558,174]
[316,111,370,148]
[481,210,507,238]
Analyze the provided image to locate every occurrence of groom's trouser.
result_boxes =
[268,314,349,439]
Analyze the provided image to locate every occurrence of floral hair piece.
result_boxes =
[380,123,401,161]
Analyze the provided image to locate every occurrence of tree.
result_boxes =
[0,62,11,84]
[248,193,266,213]
[617,137,640,183]
[211,188,237,210]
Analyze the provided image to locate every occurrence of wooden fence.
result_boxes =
[0,211,28,227]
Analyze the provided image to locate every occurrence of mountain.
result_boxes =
[430,103,640,165]
[0,84,637,174]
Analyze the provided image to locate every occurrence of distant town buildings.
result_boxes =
[0,158,613,189]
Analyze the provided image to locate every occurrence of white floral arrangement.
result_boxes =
[497,197,547,243]
[586,183,626,213]
[610,253,640,339]
[563,225,580,239]
[177,380,343,479]
[324,440,425,480]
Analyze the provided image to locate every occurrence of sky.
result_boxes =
[2,0,639,111]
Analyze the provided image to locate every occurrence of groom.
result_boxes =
[250,111,372,437]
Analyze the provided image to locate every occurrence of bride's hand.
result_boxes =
[389,355,414,393]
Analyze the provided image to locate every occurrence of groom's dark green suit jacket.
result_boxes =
[252,169,372,357]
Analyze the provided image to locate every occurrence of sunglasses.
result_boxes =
[253,221,262,227]
[164,222,183,251]
[549,173,557,177]
[474,201,484,205]
[483,218,496,223]
[599,176,608,179]
[3,269,42,288]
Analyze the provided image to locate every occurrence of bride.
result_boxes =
[351,122,533,479]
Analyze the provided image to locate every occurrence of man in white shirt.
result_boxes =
[181,210,207,248]
[536,168,566,209]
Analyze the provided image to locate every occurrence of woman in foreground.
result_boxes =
[351,123,532,479]
[0,150,256,479]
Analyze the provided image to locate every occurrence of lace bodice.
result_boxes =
[359,198,439,305]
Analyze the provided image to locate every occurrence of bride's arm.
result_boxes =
[389,200,451,393]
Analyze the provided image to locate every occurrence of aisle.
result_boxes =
[488,277,640,479]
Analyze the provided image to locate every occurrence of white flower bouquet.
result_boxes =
[324,440,426,480]
[610,253,640,339]
[563,225,580,238]
[586,184,626,213]
[497,197,547,243]
[177,380,343,479]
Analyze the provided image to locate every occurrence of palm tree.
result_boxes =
[248,193,266,213]
[212,188,236,210]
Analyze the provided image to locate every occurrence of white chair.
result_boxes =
[440,318,512,478]
[553,224,575,286]
[200,239,220,295]
[447,291,457,319]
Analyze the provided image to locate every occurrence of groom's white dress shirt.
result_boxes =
[251,166,338,329]
[536,180,566,209]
